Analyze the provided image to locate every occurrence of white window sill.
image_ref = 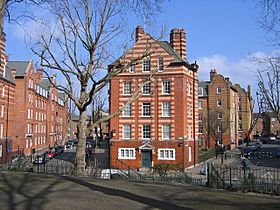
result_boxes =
[118,157,136,160]
[158,158,175,160]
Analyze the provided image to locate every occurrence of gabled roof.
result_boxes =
[109,31,191,69]
[8,61,31,77]
[39,77,52,90]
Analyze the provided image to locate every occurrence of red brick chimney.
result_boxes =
[210,69,217,82]
[0,32,6,77]
[36,68,43,82]
[170,28,186,60]
[135,25,145,42]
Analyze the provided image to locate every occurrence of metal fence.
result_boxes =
[126,169,206,186]
[208,163,280,195]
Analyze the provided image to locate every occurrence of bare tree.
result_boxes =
[257,57,280,123]
[202,109,230,150]
[257,0,280,46]
[32,0,164,175]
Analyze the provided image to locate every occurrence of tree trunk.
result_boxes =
[75,109,87,175]
[0,0,7,35]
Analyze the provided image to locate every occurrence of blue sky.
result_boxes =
[4,0,273,95]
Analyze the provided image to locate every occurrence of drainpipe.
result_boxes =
[5,85,10,163]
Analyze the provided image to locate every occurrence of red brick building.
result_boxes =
[109,26,199,170]
[0,32,15,163]
[198,70,239,149]
[7,61,67,155]
[198,70,252,150]
[234,84,253,144]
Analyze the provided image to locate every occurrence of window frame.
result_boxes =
[217,87,222,94]
[142,82,151,95]
[162,124,171,140]
[123,124,132,139]
[217,99,222,107]
[123,81,132,95]
[142,58,151,72]
[142,124,151,140]
[129,63,136,73]
[118,148,136,159]
[157,149,175,160]
[142,102,151,117]
[162,102,171,117]
[158,57,164,71]
[122,103,132,117]
[162,80,171,95]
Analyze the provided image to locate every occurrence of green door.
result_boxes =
[141,151,151,167]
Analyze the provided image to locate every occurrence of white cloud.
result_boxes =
[196,51,280,94]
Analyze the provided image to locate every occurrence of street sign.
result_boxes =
[8,146,12,152]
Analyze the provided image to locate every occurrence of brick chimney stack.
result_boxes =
[0,32,6,77]
[247,85,251,97]
[36,68,43,82]
[210,69,217,82]
[135,25,145,42]
[170,28,186,60]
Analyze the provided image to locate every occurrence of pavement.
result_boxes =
[0,172,279,210]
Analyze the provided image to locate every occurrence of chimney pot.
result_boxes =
[170,27,187,60]
[36,68,43,82]
[210,69,217,82]
[135,25,144,42]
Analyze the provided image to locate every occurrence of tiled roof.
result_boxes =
[198,81,210,96]
[8,61,31,77]
[39,78,52,90]
[109,40,190,68]
[1,67,15,84]
[158,41,188,64]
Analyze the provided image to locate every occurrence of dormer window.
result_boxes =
[129,63,135,73]
[158,57,164,71]
[142,58,151,72]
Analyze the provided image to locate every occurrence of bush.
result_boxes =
[152,163,181,179]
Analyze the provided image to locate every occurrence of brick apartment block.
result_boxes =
[252,112,280,136]
[198,69,252,150]
[109,26,199,170]
[7,61,68,155]
[0,33,15,163]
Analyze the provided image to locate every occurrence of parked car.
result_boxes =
[45,150,55,159]
[65,140,74,148]
[243,147,254,158]
[247,142,258,151]
[252,140,263,149]
[276,148,280,158]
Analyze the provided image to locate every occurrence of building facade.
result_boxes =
[0,32,15,163]
[234,84,253,144]
[252,112,280,137]
[109,26,199,170]
[198,70,240,150]
[7,62,67,155]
